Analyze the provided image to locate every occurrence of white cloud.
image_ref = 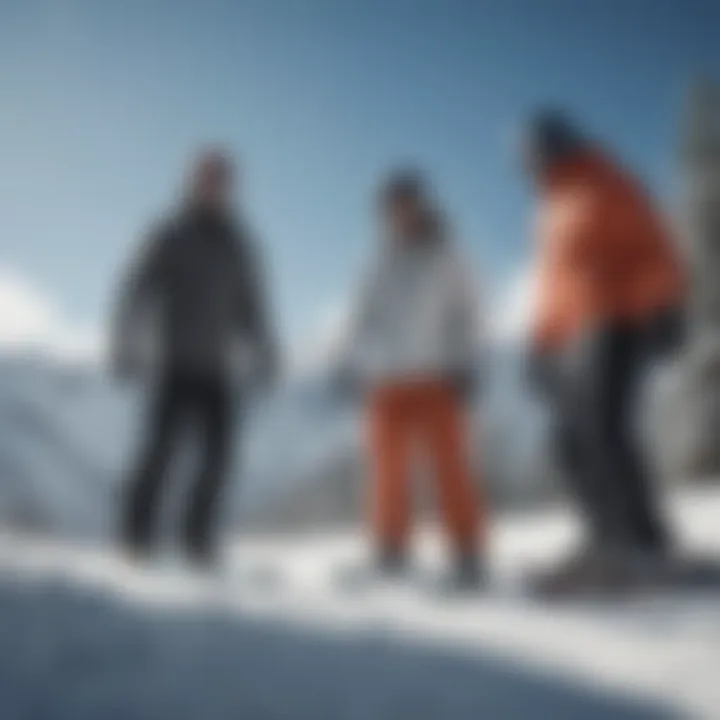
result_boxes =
[289,299,351,378]
[0,268,104,363]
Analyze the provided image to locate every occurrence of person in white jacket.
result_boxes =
[338,170,486,588]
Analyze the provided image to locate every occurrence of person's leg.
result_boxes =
[367,386,415,569]
[580,325,668,553]
[531,333,667,596]
[551,358,607,557]
[606,327,669,553]
[419,383,482,581]
[570,328,634,549]
[122,374,184,555]
[553,414,600,537]
[531,343,628,597]
[620,446,669,553]
[182,376,235,562]
[531,350,604,543]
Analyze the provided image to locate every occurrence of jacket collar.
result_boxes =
[541,149,615,193]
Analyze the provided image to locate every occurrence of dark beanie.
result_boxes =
[380,168,427,207]
[523,110,587,174]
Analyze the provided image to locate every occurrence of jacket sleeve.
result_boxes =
[530,248,565,352]
[530,196,596,352]
[447,248,483,376]
[111,222,172,366]
[529,207,559,352]
[234,235,277,360]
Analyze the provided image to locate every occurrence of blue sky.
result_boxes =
[1,0,718,351]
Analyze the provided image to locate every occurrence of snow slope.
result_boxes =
[2,487,720,718]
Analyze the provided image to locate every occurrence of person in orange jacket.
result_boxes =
[336,170,485,589]
[523,111,686,588]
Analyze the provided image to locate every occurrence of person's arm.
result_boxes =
[111,222,171,378]
[530,193,597,353]
[234,235,279,386]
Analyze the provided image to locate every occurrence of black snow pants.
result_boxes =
[545,308,683,553]
[122,368,236,558]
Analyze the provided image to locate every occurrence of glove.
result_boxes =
[525,350,558,400]
[447,368,480,404]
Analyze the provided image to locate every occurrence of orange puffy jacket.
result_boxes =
[531,150,685,351]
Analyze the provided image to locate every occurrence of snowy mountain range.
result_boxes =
[0,341,560,537]
[0,262,688,537]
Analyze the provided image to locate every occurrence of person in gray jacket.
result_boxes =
[337,170,486,588]
[113,149,277,564]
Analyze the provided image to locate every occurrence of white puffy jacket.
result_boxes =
[341,235,483,386]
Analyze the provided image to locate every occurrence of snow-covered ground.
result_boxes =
[1,486,720,719]
[0,336,703,719]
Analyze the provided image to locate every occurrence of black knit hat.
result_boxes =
[380,168,427,207]
[523,110,586,175]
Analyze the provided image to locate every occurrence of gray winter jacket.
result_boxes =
[113,206,276,380]
[340,233,483,389]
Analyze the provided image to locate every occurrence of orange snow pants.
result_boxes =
[367,380,482,554]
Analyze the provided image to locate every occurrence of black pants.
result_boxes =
[548,318,675,553]
[123,369,236,557]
